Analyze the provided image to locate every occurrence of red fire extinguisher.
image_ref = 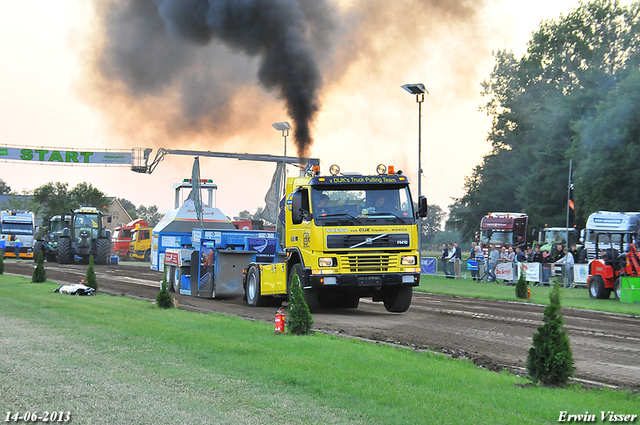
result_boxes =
[275,307,285,333]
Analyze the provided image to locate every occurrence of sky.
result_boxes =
[0,0,612,220]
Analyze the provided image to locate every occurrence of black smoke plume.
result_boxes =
[98,0,334,157]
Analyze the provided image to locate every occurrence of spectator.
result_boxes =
[556,247,575,288]
[446,242,456,279]
[526,248,534,262]
[532,246,543,263]
[469,242,476,281]
[503,247,516,284]
[440,244,450,278]
[14,237,21,259]
[473,245,485,281]
[540,250,552,285]
[488,245,499,283]
[454,242,462,279]
[515,247,527,263]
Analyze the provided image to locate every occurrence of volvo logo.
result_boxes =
[365,237,373,245]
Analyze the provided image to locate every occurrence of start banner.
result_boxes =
[0,146,131,165]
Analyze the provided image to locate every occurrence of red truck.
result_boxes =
[111,218,148,259]
[478,212,530,254]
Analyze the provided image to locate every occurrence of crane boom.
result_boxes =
[131,147,319,174]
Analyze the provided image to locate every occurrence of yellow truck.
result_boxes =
[244,164,427,312]
[129,225,152,261]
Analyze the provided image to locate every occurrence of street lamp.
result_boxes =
[401,83,428,257]
[272,121,291,198]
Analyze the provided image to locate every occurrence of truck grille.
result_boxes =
[327,233,410,249]
[340,255,397,272]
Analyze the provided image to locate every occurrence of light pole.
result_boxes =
[401,83,428,255]
[272,121,291,198]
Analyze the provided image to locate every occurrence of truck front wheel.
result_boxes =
[383,286,413,313]
[289,263,319,312]
[246,265,269,307]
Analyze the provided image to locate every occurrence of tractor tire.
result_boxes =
[246,265,270,307]
[33,241,43,263]
[45,252,57,262]
[289,263,319,312]
[588,275,610,299]
[57,237,73,264]
[95,238,110,265]
[383,286,413,313]
[174,267,183,293]
[614,277,622,301]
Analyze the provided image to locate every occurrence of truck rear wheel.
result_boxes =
[289,263,319,312]
[95,238,110,265]
[57,238,73,264]
[143,250,150,262]
[165,266,175,292]
[246,265,270,307]
[588,275,610,299]
[383,286,413,313]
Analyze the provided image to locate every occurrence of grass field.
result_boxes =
[1,275,638,424]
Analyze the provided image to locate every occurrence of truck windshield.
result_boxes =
[0,222,33,235]
[544,230,574,245]
[481,230,513,245]
[74,214,99,229]
[311,186,414,225]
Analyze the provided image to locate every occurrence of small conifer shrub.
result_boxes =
[288,273,313,335]
[156,274,174,309]
[32,252,47,283]
[515,268,528,299]
[526,282,575,386]
[85,255,98,291]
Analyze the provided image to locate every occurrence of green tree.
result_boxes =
[156,274,174,309]
[421,204,445,243]
[69,182,109,210]
[515,269,528,299]
[32,182,72,219]
[0,179,11,194]
[287,273,313,335]
[453,0,640,236]
[85,255,98,291]
[137,205,164,227]
[526,283,575,386]
[32,252,47,283]
[118,198,139,220]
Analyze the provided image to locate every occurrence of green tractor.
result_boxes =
[33,214,72,262]
[57,207,112,265]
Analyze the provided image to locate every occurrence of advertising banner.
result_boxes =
[574,264,589,284]
[517,262,541,282]
[421,257,436,275]
[495,262,514,281]
[0,147,131,164]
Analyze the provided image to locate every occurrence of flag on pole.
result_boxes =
[191,157,203,227]
[260,162,285,224]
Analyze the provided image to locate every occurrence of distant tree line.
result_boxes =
[0,179,164,227]
[450,0,640,240]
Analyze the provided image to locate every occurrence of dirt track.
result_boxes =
[4,259,639,390]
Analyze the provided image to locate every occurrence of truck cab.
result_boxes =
[278,165,427,312]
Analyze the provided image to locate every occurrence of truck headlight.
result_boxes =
[318,257,336,267]
[401,255,417,265]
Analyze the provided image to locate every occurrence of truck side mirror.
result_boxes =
[292,192,303,225]
[417,196,428,218]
